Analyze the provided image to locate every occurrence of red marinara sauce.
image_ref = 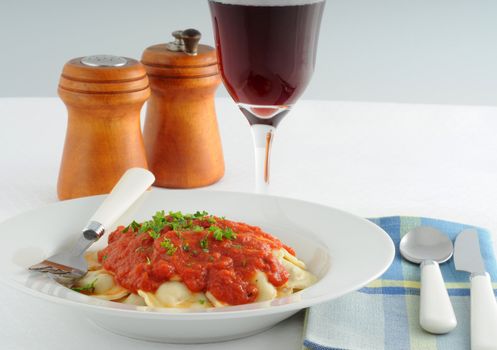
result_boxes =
[97,213,295,305]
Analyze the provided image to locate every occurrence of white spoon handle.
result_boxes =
[471,273,497,350]
[89,168,155,231]
[420,260,457,334]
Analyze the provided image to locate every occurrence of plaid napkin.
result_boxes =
[303,216,497,350]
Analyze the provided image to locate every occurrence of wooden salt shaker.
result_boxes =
[57,55,150,200]
[141,29,224,188]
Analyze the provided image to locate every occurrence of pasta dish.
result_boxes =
[72,211,317,308]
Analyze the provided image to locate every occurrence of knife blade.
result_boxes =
[454,228,486,275]
[454,228,497,350]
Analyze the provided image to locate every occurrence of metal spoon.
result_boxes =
[400,226,457,334]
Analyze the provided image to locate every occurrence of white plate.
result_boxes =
[0,189,394,343]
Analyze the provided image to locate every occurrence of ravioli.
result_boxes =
[138,281,210,308]
[73,270,129,301]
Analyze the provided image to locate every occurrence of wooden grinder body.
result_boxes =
[142,43,224,188]
[57,57,150,200]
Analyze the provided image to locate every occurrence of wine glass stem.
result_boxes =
[250,124,275,193]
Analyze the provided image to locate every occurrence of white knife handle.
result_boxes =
[471,273,497,350]
[420,260,457,334]
[87,168,155,234]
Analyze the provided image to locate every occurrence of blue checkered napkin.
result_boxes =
[303,216,497,350]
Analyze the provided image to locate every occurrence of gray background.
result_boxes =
[1,0,497,105]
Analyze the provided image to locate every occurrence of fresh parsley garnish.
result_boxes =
[139,211,168,238]
[72,279,98,293]
[223,227,236,240]
[123,220,140,233]
[209,225,236,241]
[200,236,209,252]
[194,211,209,218]
[131,221,140,231]
[210,225,223,240]
[148,231,161,239]
[199,299,206,305]
[160,238,177,256]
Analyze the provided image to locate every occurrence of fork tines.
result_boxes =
[29,260,83,277]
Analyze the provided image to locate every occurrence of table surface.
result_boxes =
[1,97,496,350]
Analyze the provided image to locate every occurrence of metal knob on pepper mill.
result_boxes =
[57,55,150,200]
[141,29,224,188]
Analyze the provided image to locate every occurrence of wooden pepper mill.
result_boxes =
[141,29,224,188]
[57,55,150,200]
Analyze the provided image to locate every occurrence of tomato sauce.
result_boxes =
[97,215,294,305]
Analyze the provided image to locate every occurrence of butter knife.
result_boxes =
[454,228,497,350]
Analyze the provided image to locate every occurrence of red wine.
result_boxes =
[209,0,325,107]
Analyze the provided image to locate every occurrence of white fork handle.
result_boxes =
[471,273,497,350]
[88,168,155,231]
[420,260,457,334]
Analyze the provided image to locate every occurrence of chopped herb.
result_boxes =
[182,243,190,252]
[168,221,183,231]
[148,231,161,240]
[198,299,206,305]
[72,279,98,293]
[200,236,209,251]
[146,256,151,265]
[194,210,209,218]
[209,225,236,241]
[207,216,217,224]
[192,225,204,232]
[210,225,224,240]
[168,211,184,221]
[102,254,108,260]
[139,211,168,238]
[131,221,140,231]
[223,227,236,240]
[160,238,177,256]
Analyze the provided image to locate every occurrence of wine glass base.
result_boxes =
[238,103,290,127]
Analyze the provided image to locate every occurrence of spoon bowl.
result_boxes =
[400,226,453,264]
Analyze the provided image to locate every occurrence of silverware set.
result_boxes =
[401,226,497,349]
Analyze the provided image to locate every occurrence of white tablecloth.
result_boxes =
[1,97,496,349]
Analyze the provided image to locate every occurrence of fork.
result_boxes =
[29,167,155,284]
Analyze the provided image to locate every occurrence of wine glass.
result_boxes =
[208,0,325,192]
